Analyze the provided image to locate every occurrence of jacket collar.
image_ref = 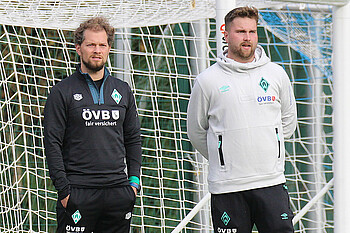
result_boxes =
[216,45,271,73]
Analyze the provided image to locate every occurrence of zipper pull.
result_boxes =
[275,128,280,141]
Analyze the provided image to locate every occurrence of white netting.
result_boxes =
[0,0,334,232]
[0,0,296,30]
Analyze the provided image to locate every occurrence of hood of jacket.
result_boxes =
[217,45,270,73]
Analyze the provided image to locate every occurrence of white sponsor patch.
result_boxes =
[73,93,83,101]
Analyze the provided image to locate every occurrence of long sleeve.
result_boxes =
[43,86,70,200]
[186,80,210,159]
[280,72,297,139]
[123,87,142,179]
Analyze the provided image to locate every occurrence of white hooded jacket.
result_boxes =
[187,45,297,194]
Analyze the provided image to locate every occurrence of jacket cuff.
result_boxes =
[58,185,71,200]
[128,176,140,185]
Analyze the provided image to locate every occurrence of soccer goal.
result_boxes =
[0,0,341,232]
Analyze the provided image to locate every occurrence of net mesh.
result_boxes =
[0,1,334,232]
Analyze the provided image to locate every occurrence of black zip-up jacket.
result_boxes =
[44,66,142,200]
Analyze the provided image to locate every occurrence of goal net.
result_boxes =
[0,0,333,232]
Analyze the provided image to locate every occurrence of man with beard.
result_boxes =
[187,6,297,233]
[44,17,142,233]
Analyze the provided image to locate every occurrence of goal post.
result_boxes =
[333,1,350,232]
[0,0,340,232]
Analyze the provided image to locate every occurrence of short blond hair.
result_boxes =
[225,6,259,31]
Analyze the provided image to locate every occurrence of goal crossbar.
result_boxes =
[270,0,350,6]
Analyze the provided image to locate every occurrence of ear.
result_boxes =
[224,30,229,42]
[75,44,81,56]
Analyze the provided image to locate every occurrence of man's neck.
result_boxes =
[89,71,104,81]
[80,66,104,81]
[227,53,255,64]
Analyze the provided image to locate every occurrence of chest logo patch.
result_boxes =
[219,85,230,93]
[111,89,122,104]
[73,93,83,101]
[259,77,269,93]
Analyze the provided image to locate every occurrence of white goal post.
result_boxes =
[0,0,345,232]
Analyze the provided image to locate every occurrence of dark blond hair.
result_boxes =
[74,17,115,46]
[224,6,259,31]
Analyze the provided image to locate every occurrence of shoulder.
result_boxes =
[264,62,287,75]
[47,72,84,102]
[105,76,136,104]
[108,75,130,87]
[260,62,289,82]
[191,63,224,99]
[51,72,80,90]
[107,76,133,94]
[196,63,222,84]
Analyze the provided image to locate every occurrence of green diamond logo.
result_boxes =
[72,210,82,224]
[111,89,122,104]
[259,77,269,93]
[221,211,230,226]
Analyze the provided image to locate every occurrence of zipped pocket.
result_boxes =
[218,135,225,166]
[275,128,281,158]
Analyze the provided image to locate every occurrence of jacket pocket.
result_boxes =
[275,128,281,158]
[218,135,225,166]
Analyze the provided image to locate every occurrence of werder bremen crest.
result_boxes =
[111,89,122,104]
[259,77,269,93]
[72,210,82,224]
[221,212,231,226]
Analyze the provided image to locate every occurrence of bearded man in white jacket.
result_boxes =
[187,6,297,233]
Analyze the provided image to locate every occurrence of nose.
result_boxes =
[243,32,251,41]
[94,45,103,53]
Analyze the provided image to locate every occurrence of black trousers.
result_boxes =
[211,184,294,233]
[56,186,136,233]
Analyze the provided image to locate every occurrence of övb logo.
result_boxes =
[257,95,276,105]
[82,109,120,121]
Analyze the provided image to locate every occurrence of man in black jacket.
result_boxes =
[44,17,142,233]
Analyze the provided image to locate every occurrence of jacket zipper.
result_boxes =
[275,128,281,158]
[218,135,225,166]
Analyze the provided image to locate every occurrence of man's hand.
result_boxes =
[131,186,137,196]
[61,194,70,208]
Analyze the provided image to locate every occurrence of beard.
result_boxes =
[230,43,256,61]
[81,57,105,72]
